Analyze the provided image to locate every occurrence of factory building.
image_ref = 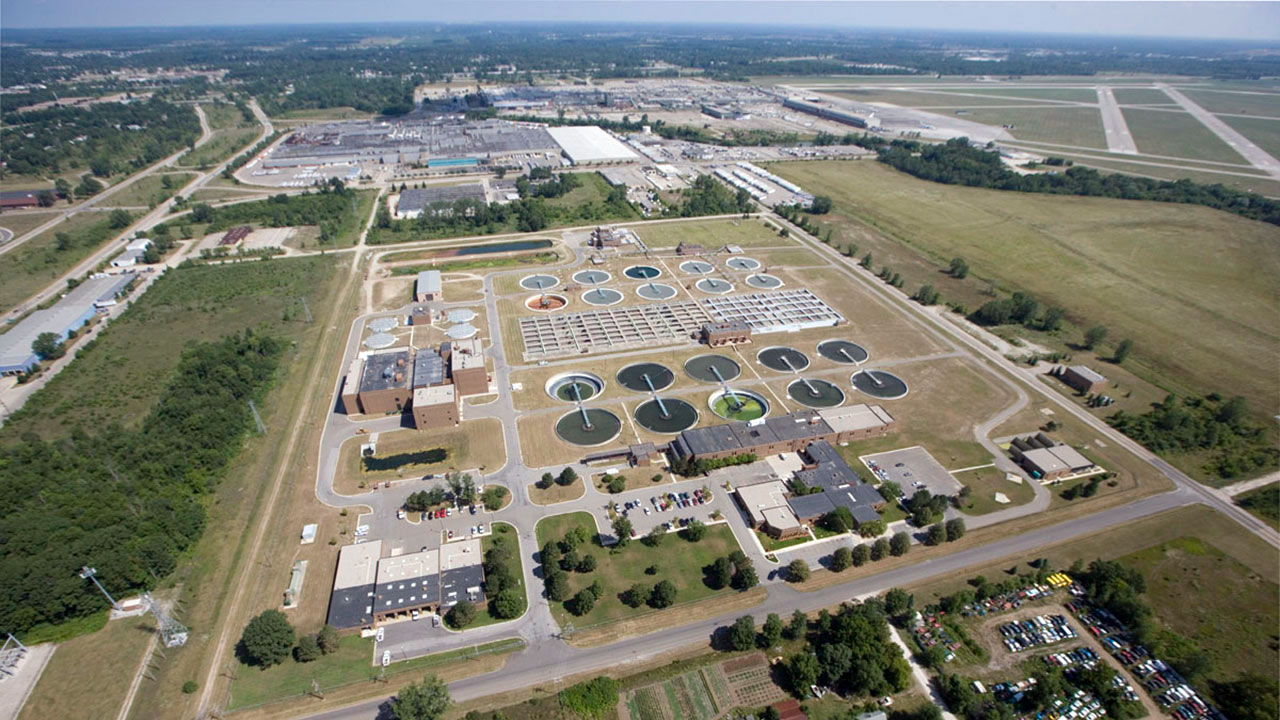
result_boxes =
[0,272,137,375]
[341,348,413,416]
[341,338,488,425]
[670,404,896,463]
[1009,433,1098,482]
[110,238,152,268]
[264,119,561,169]
[396,184,488,219]
[326,538,486,629]
[412,384,459,429]
[546,126,640,165]
[782,98,881,130]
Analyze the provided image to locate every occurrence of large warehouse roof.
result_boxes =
[0,273,137,375]
[547,126,640,165]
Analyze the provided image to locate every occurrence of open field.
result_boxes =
[770,160,1280,417]
[1063,156,1280,198]
[189,188,274,203]
[933,87,1100,103]
[4,256,343,437]
[1122,107,1249,163]
[227,635,524,712]
[1179,89,1280,117]
[271,107,376,121]
[636,217,790,249]
[179,102,260,169]
[1235,482,1280,531]
[0,210,127,314]
[1111,88,1175,105]
[17,613,156,720]
[947,106,1108,148]
[952,466,1037,515]
[333,420,506,494]
[1219,114,1280,159]
[1119,536,1279,692]
[828,89,1049,108]
[534,512,747,629]
[99,172,197,208]
[0,209,61,238]
[528,476,587,505]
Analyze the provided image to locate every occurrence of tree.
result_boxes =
[54,231,72,251]
[392,674,452,720]
[447,600,476,628]
[294,634,321,662]
[829,546,852,572]
[884,588,913,619]
[949,257,969,279]
[890,532,911,556]
[852,544,870,567]
[89,155,114,178]
[822,506,854,533]
[54,177,72,200]
[808,195,832,214]
[644,524,665,547]
[708,556,733,589]
[945,518,966,541]
[108,209,132,229]
[76,175,103,197]
[926,523,947,546]
[763,708,780,720]
[36,190,55,207]
[729,615,755,650]
[492,589,524,619]
[787,559,810,582]
[31,332,66,361]
[871,538,890,561]
[788,652,821,692]
[649,580,677,608]
[760,613,783,647]
[481,485,508,511]
[1112,338,1134,364]
[558,467,579,486]
[860,252,873,269]
[538,472,555,489]
[621,583,648,608]
[317,624,340,654]
[1083,325,1108,350]
[545,569,570,602]
[576,554,597,573]
[734,565,759,590]
[238,610,295,668]
[683,520,707,542]
[912,284,940,305]
[569,588,596,615]
[190,203,214,223]
[787,609,807,640]
[1211,673,1278,720]
[1040,306,1066,332]
[611,516,633,547]
[607,475,626,493]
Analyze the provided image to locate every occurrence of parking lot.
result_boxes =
[600,473,735,542]
[860,446,962,498]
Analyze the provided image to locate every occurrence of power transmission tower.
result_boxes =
[144,592,189,648]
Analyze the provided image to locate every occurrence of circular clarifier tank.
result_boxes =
[520,274,560,291]
[744,273,783,289]
[634,398,698,434]
[525,293,567,312]
[581,287,624,306]
[635,282,678,300]
[368,316,399,333]
[695,278,734,294]
[624,264,662,280]
[572,269,612,285]
[757,346,810,372]
[555,408,622,447]
[787,378,846,408]
[708,389,769,421]
[679,260,715,275]
[545,371,605,402]
[726,257,761,271]
[685,355,741,383]
[851,369,909,400]
[817,340,869,365]
[616,362,675,393]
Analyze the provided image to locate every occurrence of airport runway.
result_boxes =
[1096,86,1139,155]
[1158,83,1280,179]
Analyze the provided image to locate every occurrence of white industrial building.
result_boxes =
[547,126,640,165]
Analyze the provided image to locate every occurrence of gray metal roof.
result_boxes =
[400,184,487,213]
[413,349,444,388]
[0,273,137,372]
[416,270,442,294]
[787,492,835,519]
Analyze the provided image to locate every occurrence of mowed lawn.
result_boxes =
[1179,88,1280,117]
[18,614,154,720]
[1118,536,1279,696]
[950,106,1109,148]
[1121,107,1250,163]
[637,217,789,249]
[3,256,343,437]
[535,512,743,627]
[769,160,1280,413]
[1220,115,1280,160]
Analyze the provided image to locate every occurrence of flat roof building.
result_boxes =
[327,540,383,629]
[373,549,440,624]
[670,405,895,463]
[412,384,458,429]
[354,349,413,415]
[0,272,138,375]
[397,184,487,219]
[547,126,640,165]
[416,270,442,302]
[448,337,488,396]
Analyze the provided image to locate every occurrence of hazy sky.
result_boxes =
[3,1,1278,41]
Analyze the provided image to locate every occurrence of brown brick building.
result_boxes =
[412,384,459,429]
[701,320,752,347]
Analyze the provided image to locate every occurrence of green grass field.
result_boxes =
[637,218,788,249]
[17,613,155,720]
[952,467,1037,515]
[99,172,196,208]
[1118,536,1279,698]
[1067,157,1280,198]
[179,102,260,169]
[227,635,524,710]
[1219,115,1280,160]
[1179,89,1280,117]
[0,210,59,238]
[0,210,128,314]
[951,107,1109,148]
[534,512,743,628]
[771,160,1280,417]
[1111,87,1176,105]
[935,87,1100,103]
[1235,482,1280,531]
[4,256,342,437]
[1122,108,1250,163]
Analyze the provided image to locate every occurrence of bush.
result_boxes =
[294,634,321,663]
[829,547,852,572]
[621,583,647,608]
[576,554,597,573]
[648,580,677,608]
[238,610,295,668]
[852,544,870,566]
[182,680,198,694]
[787,559,810,582]
[682,520,707,542]
[606,475,626,493]
[569,588,598,615]
[557,467,579,486]
[890,532,911,556]
[558,677,619,720]
[481,486,508,511]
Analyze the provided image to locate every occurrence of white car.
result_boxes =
[381,650,391,666]
[376,627,385,642]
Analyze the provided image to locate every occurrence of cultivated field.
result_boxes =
[769,160,1280,414]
